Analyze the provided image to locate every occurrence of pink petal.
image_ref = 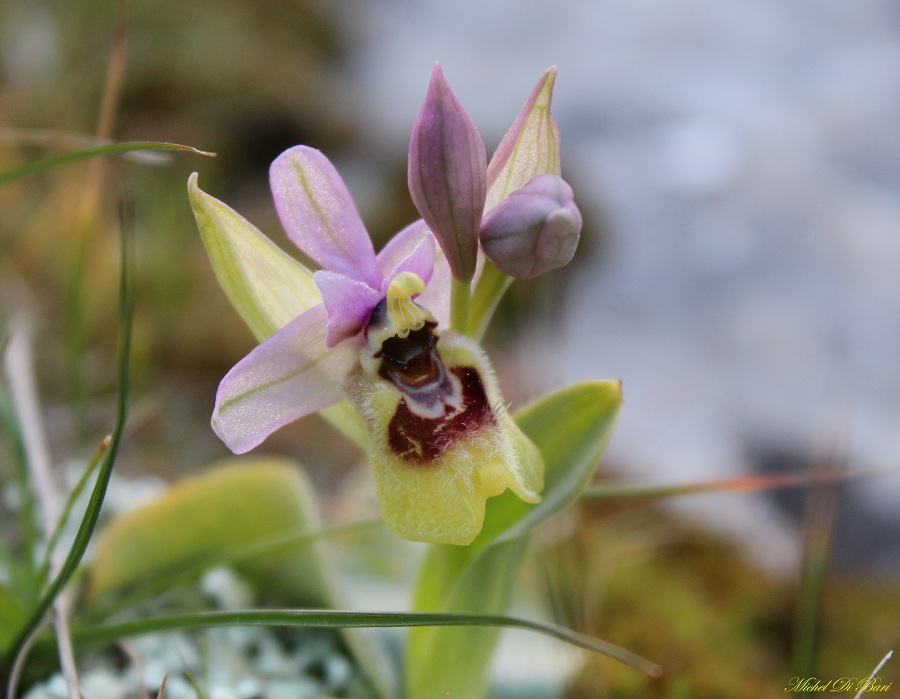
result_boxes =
[212,305,359,454]
[415,249,452,328]
[314,270,384,347]
[377,219,437,291]
[270,146,382,288]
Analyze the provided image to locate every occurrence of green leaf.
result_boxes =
[87,519,381,621]
[85,458,333,606]
[406,380,625,699]
[0,141,214,186]
[481,379,623,547]
[85,458,397,699]
[407,538,529,699]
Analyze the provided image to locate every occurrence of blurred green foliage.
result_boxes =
[0,0,376,480]
[546,502,899,698]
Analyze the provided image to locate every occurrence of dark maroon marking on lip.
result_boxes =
[387,367,495,464]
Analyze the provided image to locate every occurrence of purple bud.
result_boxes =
[479,174,582,279]
[408,63,487,281]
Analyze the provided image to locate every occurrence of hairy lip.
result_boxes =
[387,366,495,464]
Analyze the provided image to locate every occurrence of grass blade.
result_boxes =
[36,437,111,588]
[791,454,844,680]
[66,1,129,441]
[3,194,134,672]
[0,142,215,186]
[0,389,40,600]
[69,609,662,677]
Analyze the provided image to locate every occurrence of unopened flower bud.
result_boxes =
[408,63,487,281]
[479,174,582,279]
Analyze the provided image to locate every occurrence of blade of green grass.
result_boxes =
[184,670,204,699]
[68,609,661,677]
[0,142,215,186]
[1,318,39,589]
[67,6,128,442]
[35,437,110,588]
[0,128,111,149]
[3,193,134,671]
[0,390,40,601]
[791,455,844,681]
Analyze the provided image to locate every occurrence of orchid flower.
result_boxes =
[189,64,581,545]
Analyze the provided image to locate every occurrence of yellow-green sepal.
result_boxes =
[485,67,561,212]
[188,172,320,342]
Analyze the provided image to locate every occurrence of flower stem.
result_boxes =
[450,277,471,335]
[469,261,512,340]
